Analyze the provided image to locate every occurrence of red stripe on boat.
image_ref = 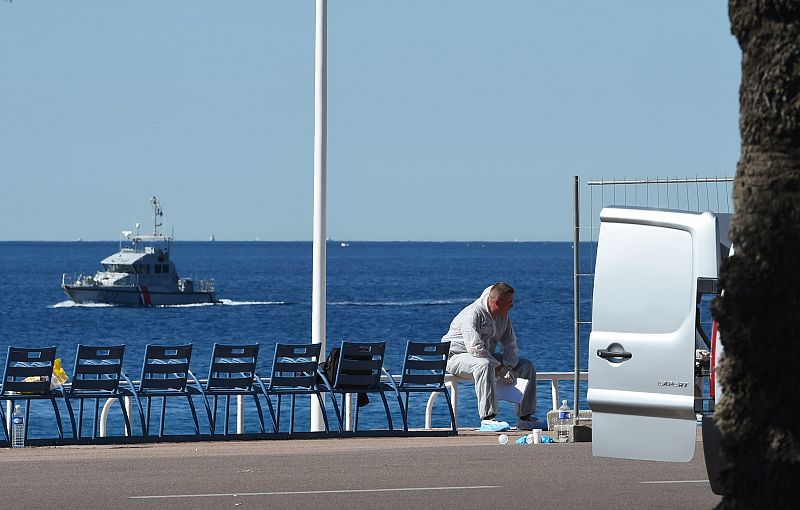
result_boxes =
[141,286,152,306]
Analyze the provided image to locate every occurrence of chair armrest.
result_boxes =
[252,373,270,396]
[187,370,207,398]
[119,371,139,397]
[381,367,401,395]
[119,371,147,432]
[316,366,335,393]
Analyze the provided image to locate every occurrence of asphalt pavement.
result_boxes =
[0,429,721,510]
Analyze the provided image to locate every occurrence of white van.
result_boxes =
[587,206,730,495]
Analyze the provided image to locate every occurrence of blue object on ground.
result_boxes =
[541,435,555,443]
[478,419,511,432]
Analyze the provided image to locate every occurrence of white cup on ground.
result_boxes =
[531,429,542,444]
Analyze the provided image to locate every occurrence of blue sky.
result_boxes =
[0,1,740,241]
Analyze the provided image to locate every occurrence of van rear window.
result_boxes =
[592,223,693,334]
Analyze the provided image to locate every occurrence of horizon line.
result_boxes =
[0,239,583,244]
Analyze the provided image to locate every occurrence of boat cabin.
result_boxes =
[101,253,175,277]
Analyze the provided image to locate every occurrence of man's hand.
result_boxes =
[495,364,516,385]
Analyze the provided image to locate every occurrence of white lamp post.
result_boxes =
[310,0,328,432]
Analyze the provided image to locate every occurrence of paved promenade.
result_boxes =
[0,430,721,509]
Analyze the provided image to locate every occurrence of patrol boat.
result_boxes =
[61,197,217,306]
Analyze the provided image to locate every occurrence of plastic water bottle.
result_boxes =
[498,434,509,445]
[11,405,25,448]
[556,399,572,443]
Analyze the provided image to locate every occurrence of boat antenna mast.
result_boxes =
[150,196,163,237]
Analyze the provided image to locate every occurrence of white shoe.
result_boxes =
[516,417,545,431]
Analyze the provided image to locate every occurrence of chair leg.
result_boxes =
[37,399,67,440]
[199,395,213,436]
[92,398,100,440]
[52,398,65,439]
[224,395,230,436]
[23,402,30,444]
[119,374,146,437]
[130,395,147,438]
[159,397,167,437]
[64,397,78,440]
[395,393,408,432]
[145,397,152,437]
[79,398,85,438]
[354,395,360,431]
[327,393,343,433]
[276,394,283,432]
[251,394,266,434]
[212,396,219,434]
[379,392,393,431]
[262,394,277,433]
[186,396,201,435]
[315,393,331,433]
[443,389,457,433]
[118,397,132,437]
[290,395,296,434]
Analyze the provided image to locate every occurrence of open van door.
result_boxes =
[588,207,720,462]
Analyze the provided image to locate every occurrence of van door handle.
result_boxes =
[597,349,632,360]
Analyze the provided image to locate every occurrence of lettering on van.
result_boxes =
[657,380,689,388]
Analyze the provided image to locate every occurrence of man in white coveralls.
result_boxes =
[442,282,541,432]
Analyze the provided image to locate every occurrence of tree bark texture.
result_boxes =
[714,1,800,507]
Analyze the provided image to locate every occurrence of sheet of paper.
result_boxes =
[496,377,529,404]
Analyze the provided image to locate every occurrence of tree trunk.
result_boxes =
[714,1,800,507]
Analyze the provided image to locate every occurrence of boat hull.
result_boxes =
[63,285,216,306]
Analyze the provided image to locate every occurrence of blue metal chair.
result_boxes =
[324,341,405,432]
[0,346,69,444]
[266,343,339,434]
[136,344,205,437]
[197,343,275,436]
[63,344,145,440]
[397,341,456,433]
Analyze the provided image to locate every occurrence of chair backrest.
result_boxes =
[268,343,321,390]
[205,343,260,391]
[1,346,57,395]
[399,341,450,389]
[139,344,193,392]
[333,341,386,389]
[70,344,125,393]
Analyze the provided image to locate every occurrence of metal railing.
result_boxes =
[423,371,589,430]
[61,273,215,294]
[189,278,216,293]
[66,371,590,437]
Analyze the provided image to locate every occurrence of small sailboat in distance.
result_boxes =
[210,233,215,242]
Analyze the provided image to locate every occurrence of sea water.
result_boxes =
[0,241,594,437]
